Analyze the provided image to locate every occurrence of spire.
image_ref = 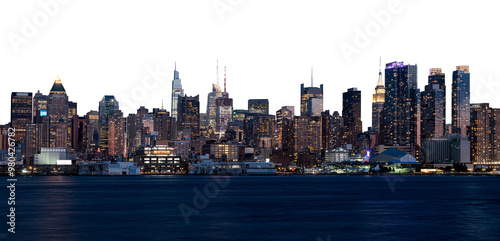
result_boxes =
[311,66,314,87]
[216,59,219,87]
[161,99,164,110]
[224,66,227,94]
[173,62,179,79]
[379,56,381,73]
[377,57,384,87]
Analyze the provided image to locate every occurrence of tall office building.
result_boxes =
[321,110,333,150]
[99,95,119,151]
[177,95,200,150]
[108,110,125,157]
[84,110,99,149]
[421,69,446,141]
[11,92,33,142]
[469,103,500,165]
[248,99,269,115]
[452,65,470,136]
[300,70,323,117]
[214,67,233,138]
[244,114,276,149]
[293,116,322,153]
[153,108,173,141]
[47,77,69,147]
[206,61,223,136]
[372,60,385,132]
[171,63,185,121]
[381,61,419,146]
[276,106,295,149]
[24,123,43,163]
[343,88,362,146]
[33,91,47,120]
[331,111,343,148]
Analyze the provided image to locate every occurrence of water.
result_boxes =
[3,175,500,241]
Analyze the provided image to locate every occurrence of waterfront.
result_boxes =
[4,175,500,240]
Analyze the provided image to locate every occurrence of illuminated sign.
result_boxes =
[40,110,47,117]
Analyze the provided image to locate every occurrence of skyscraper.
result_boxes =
[342,88,362,146]
[171,63,185,121]
[108,109,125,157]
[177,95,200,151]
[469,103,500,165]
[276,106,294,149]
[99,95,119,152]
[33,91,47,120]
[452,65,470,136]
[211,67,232,138]
[206,61,223,137]
[381,61,419,146]
[11,92,33,142]
[421,68,446,141]
[300,70,323,117]
[47,77,69,147]
[372,59,385,132]
[248,99,269,115]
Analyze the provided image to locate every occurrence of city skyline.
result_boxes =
[1,1,500,129]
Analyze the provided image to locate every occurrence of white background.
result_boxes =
[1,0,499,131]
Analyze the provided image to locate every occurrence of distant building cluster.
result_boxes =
[3,59,500,175]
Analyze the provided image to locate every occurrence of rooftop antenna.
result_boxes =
[175,61,177,71]
[379,56,381,73]
[224,66,227,94]
[161,99,164,110]
[217,59,219,87]
[311,66,313,87]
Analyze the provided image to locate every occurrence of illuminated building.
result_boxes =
[11,92,32,142]
[321,111,333,150]
[244,113,276,149]
[342,88,362,146]
[293,116,321,153]
[202,141,239,161]
[67,101,77,147]
[171,63,185,121]
[248,99,269,115]
[84,111,99,149]
[99,95,119,152]
[421,69,446,141]
[47,77,69,147]
[300,71,323,117]
[206,61,223,136]
[134,145,186,174]
[232,109,248,122]
[469,103,500,166]
[108,110,125,157]
[372,59,385,132]
[177,95,200,152]
[153,108,173,141]
[214,67,233,138]
[276,106,294,149]
[381,61,419,146]
[24,123,43,164]
[452,65,470,136]
[33,90,47,120]
[331,111,343,148]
